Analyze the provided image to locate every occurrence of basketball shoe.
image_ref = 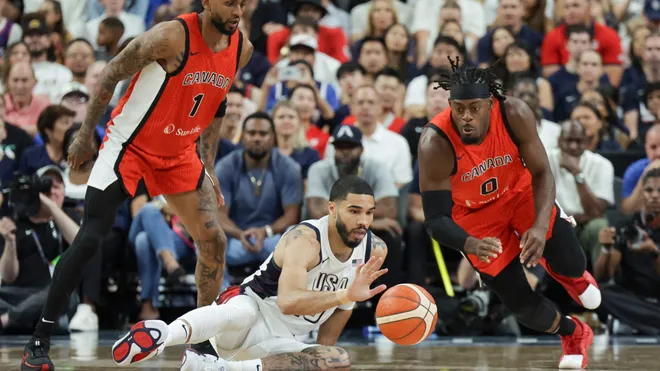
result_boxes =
[21,338,54,371]
[559,316,594,369]
[181,348,228,371]
[112,320,169,366]
[540,259,601,309]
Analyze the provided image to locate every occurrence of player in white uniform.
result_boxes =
[111,175,389,371]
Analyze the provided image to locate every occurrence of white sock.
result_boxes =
[227,359,263,371]
[165,296,258,346]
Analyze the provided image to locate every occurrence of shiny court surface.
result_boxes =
[0,333,658,370]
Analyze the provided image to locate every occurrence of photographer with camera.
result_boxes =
[0,165,101,334]
[596,168,660,335]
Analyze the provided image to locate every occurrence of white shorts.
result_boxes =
[210,288,320,361]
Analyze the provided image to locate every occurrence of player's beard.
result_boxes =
[336,214,366,249]
[210,13,238,35]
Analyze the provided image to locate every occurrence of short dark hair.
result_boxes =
[375,67,403,84]
[358,36,386,56]
[329,175,374,202]
[644,82,660,106]
[242,111,275,132]
[433,34,461,50]
[510,74,538,92]
[229,85,245,97]
[337,61,366,80]
[100,16,125,34]
[644,167,660,183]
[572,101,603,121]
[66,38,93,52]
[566,25,592,40]
[291,16,319,34]
[435,56,505,101]
[288,83,316,99]
[38,105,75,143]
[289,59,314,77]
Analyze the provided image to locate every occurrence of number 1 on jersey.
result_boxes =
[189,93,204,117]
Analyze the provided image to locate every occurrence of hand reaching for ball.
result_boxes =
[346,256,388,302]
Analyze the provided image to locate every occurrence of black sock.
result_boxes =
[34,321,54,340]
[554,316,576,336]
[191,339,218,356]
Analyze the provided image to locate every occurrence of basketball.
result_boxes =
[375,284,438,345]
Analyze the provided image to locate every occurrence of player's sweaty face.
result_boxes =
[450,98,491,145]
[335,193,375,248]
[207,0,245,35]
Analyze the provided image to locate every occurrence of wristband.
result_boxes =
[265,225,274,238]
[336,290,351,305]
[600,246,610,255]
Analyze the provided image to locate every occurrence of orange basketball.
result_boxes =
[375,284,438,345]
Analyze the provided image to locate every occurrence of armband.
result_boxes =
[422,190,470,252]
[215,98,227,118]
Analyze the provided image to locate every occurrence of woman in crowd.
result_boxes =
[272,100,321,182]
[384,23,417,83]
[289,84,331,158]
[570,101,623,152]
[503,42,553,115]
[18,105,74,174]
[580,87,630,148]
[480,27,515,78]
[351,0,399,53]
[39,0,72,64]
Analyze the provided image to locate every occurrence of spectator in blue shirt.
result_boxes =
[621,124,660,214]
[272,100,320,181]
[215,112,303,289]
[18,105,74,176]
[477,0,542,65]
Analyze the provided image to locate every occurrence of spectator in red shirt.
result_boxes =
[541,0,622,87]
[266,0,349,64]
[342,68,406,133]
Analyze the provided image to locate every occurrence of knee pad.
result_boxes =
[513,297,557,332]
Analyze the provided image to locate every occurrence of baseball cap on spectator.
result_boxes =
[646,0,660,20]
[293,0,328,18]
[22,13,49,36]
[59,82,89,103]
[289,34,318,52]
[36,165,64,183]
[332,125,362,147]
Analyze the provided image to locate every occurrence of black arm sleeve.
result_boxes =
[215,98,227,118]
[422,190,470,252]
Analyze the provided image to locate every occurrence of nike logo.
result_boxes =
[457,153,465,160]
[190,51,199,56]
[41,318,54,324]
[182,324,188,340]
[321,257,330,264]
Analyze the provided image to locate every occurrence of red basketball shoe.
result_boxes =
[540,259,601,309]
[112,320,169,366]
[559,316,594,369]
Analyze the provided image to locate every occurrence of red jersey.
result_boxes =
[541,23,622,66]
[105,13,243,158]
[266,27,349,64]
[428,99,532,218]
[306,124,329,158]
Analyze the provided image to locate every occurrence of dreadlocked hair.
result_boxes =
[434,56,506,101]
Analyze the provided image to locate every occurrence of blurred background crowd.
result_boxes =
[0,0,658,340]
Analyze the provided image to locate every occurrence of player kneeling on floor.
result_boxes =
[112,175,389,371]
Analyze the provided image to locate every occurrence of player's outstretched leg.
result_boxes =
[112,295,258,366]
[22,182,128,371]
[181,346,351,371]
[541,217,601,310]
[482,258,593,369]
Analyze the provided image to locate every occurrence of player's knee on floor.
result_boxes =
[303,346,350,370]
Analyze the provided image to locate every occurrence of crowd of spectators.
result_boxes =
[0,0,658,337]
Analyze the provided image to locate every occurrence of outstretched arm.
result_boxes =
[78,21,183,141]
[277,225,387,316]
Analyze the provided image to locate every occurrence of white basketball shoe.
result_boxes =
[181,348,228,371]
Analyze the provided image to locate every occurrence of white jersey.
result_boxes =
[240,216,372,336]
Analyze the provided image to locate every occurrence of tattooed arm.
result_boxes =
[68,21,184,169]
[370,234,389,260]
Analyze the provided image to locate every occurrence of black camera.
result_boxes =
[2,173,53,218]
[616,222,646,249]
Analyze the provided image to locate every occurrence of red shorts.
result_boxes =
[88,140,205,196]
[454,190,559,277]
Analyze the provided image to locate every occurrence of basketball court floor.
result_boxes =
[0,332,657,370]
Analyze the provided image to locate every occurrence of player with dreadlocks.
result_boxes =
[419,57,600,369]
